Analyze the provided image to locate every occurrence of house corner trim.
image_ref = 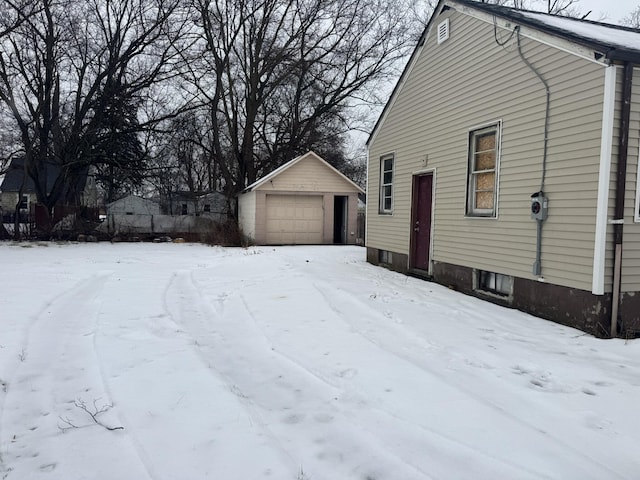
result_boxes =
[592,65,617,295]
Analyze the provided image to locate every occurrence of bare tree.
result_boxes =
[473,0,587,17]
[621,6,640,28]
[0,0,194,234]
[187,0,417,195]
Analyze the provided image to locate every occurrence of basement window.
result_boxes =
[379,250,393,266]
[476,270,513,297]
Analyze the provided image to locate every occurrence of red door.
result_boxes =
[411,174,433,272]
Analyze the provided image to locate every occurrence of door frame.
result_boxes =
[409,170,436,274]
[333,195,348,244]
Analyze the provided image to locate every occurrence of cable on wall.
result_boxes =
[515,26,550,193]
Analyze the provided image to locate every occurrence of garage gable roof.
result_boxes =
[242,151,364,194]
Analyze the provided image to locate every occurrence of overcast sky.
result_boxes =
[577,0,638,23]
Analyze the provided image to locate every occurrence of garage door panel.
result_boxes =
[265,195,323,244]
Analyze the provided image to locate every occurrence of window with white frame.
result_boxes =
[467,124,500,217]
[379,154,394,214]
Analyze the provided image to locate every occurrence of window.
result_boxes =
[477,270,512,297]
[379,154,394,214]
[467,124,500,217]
[19,195,28,210]
[204,204,211,213]
[378,249,392,265]
[181,203,188,215]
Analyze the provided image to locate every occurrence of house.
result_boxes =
[366,0,640,337]
[238,151,364,245]
[107,195,161,216]
[167,191,232,222]
[0,157,97,224]
[103,195,161,234]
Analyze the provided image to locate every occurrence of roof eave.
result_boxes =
[606,49,640,64]
[452,0,640,64]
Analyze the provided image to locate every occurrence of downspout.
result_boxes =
[611,62,633,337]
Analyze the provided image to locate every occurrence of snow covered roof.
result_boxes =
[453,0,640,62]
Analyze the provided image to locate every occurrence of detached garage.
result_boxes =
[238,151,364,245]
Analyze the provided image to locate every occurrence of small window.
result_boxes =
[477,270,512,297]
[379,154,394,214]
[181,203,188,215]
[437,19,450,44]
[467,124,500,217]
[204,204,211,213]
[126,212,133,215]
[19,195,28,210]
[379,250,393,265]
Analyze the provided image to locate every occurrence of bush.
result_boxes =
[201,220,253,247]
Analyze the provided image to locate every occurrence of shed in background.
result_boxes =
[238,151,364,245]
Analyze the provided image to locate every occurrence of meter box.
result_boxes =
[531,191,548,221]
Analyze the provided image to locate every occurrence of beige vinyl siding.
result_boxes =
[237,192,256,240]
[621,68,640,291]
[367,10,607,291]
[256,156,357,193]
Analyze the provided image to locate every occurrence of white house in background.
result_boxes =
[167,191,232,223]
[107,195,161,216]
[103,195,160,234]
[238,151,364,245]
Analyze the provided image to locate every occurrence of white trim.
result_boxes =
[465,120,502,219]
[592,65,617,295]
[379,153,395,214]
[635,139,640,222]
[242,150,364,194]
[365,147,370,246]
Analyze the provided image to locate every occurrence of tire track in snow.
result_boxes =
[0,274,107,474]
[0,272,153,479]
[233,281,547,480]
[167,270,435,480]
[161,270,301,479]
[311,280,630,480]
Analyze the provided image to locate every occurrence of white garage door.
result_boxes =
[265,195,323,244]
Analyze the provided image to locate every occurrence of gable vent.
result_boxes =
[437,18,450,44]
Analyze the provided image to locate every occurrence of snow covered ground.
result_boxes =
[0,242,639,480]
